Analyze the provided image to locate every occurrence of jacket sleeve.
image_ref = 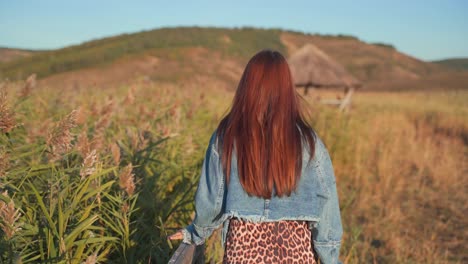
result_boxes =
[312,139,343,264]
[182,132,225,245]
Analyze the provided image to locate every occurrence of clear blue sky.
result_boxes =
[0,0,467,61]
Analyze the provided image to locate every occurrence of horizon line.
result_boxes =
[0,25,466,62]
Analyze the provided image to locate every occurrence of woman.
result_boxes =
[169,50,343,263]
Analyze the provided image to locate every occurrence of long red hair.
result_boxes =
[216,49,316,199]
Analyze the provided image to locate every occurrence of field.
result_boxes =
[0,73,466,263]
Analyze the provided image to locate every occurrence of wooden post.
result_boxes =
[339,87,354,112]
[303,84,309,95]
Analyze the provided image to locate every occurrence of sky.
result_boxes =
[0,0,467,61]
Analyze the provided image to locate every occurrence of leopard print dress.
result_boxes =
[223,218,317,264]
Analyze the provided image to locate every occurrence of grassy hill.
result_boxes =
[281,33,433,80]
[0,27,466,90]
[0,47,38,63]
[0,27,285,80]
[433,58,468,71]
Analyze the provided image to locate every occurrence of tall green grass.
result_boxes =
[0,78,220,262]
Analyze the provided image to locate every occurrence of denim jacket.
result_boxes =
[182,130,343,264]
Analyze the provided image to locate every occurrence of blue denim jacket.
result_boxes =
[183,130,343,264]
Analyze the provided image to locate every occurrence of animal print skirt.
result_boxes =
[223,218,317,264]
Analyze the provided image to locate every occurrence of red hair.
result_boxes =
[216,49,316,199]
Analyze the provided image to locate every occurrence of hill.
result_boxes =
[0,27,285,80]
[433,58,468,71]
[0,27,466,90]
[281,33,437,82]
[0,47,38,63]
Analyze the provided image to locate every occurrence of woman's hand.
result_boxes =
[167,229,183,240]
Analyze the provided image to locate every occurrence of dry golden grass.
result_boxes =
[118,163,136,197]
[0,191,22,240]
[46,109,78,161]
[1,73,466,262]
[306,89,467,263]
[0,85,17,133]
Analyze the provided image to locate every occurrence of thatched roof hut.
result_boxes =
[288,44,360,89]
